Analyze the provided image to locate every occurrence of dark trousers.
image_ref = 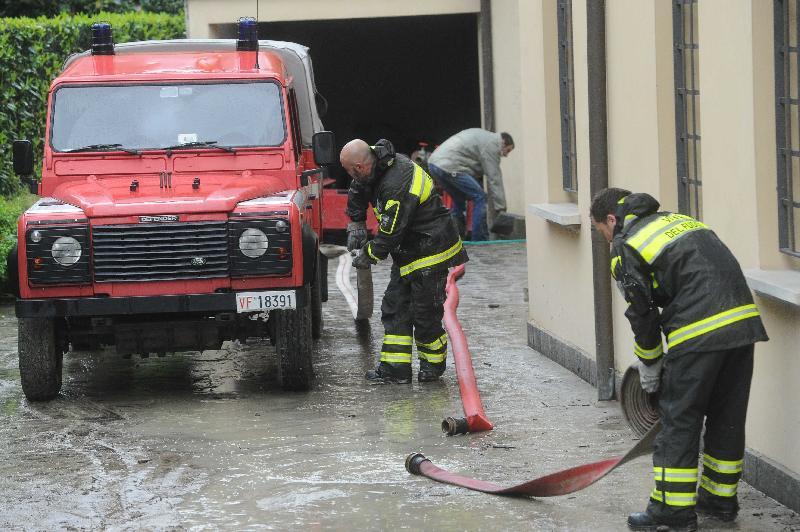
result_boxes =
[648,344,754,521]
[379,264,448,366]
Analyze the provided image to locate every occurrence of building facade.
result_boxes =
[185,0,800,512]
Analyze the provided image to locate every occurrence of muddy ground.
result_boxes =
[0,243,798,531]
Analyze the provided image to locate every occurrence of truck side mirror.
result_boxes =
[312,131,336,166]
[12,140,34,176]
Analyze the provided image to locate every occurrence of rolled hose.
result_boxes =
[407,363,662,496]
[441,264,494,435]
[620,363,660,437]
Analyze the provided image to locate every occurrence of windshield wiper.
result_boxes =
[64,143,140,155]
[163,141,236,153]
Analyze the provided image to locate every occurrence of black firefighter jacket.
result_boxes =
[610,193,768,364]
[346,140,468,277]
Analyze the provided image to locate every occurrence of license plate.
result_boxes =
[235,291,296,313]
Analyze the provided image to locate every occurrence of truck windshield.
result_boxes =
[50,81,286,152]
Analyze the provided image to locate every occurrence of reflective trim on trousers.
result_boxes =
[702,453,743,475]
[380,352,412,364]
[653,467,698,483]
[700,476,738,498]
[383,334,413,346]
[650,489,697,507]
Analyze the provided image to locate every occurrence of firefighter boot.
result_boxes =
[627,511,697,532]
[418,360,446,382]
[695,489,738,522]
[365,362,412,384]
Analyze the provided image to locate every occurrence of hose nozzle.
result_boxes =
[405,452,428,475]
[441,416,470,436]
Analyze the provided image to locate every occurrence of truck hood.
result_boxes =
[51,173,293,217]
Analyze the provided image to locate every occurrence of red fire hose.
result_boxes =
[441,264,494,435]
[407,420,660,496]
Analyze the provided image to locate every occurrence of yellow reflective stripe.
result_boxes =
[650,272,659,289]
[420,173,434,203]
[703,454,743,474]
[409,164,434,204]
[618,197,627,204]
[380,352,412,363]
[650,489,697,507]
[610,256,621,279]
[366,242,380,261]
[380,199,401,234]
[667,304,760,349]
[416,333,448,351]
[700,476,738,497]
[409,164,425,197]
[627,214,708,264]
[418,350,447,363]
[383,335,413,346]
[654,467,698,482]
[399,240,463,276]
[635,341,663,360]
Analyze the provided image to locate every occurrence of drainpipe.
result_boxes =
[480,0,495,132]
[587,0,615,401]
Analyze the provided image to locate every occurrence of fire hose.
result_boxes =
[322,244,373,321]
[440,264,494,435]
[409,287,662,496]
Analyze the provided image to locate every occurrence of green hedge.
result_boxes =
[0,12,185,195]
[0,191,35,289]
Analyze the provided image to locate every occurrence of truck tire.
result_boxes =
[275,300,314,391]
[18,317,65,401]
[311,252,324,340]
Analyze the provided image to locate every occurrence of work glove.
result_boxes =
[346,221,368,252]
[637,358,663,394]
[352,247,376,270]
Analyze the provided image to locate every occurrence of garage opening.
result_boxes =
[214,14,482,183]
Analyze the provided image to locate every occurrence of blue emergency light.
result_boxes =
[236,17,259,51]
[91,22,115,55]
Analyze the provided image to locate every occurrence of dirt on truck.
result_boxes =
[8,19,343,400]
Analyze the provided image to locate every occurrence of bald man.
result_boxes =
[342,138,468,383]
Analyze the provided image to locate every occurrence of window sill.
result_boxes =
[527,202,581,227]
[744,269,800,307]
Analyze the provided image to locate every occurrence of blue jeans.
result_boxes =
[428,163,489,241]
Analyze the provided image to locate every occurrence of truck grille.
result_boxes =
[92,221,229,282]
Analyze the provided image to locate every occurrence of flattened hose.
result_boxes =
[406,420,660,496]
[410,345,662,495]
[441,264,494,435]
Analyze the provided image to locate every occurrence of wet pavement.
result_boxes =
[0,242,798,531]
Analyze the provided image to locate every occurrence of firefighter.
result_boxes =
[590,188,768,532]
[341,138,468,384]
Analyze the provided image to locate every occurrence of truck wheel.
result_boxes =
[18,317,65,401]
[311,252,324,340]
[274,300,314,391]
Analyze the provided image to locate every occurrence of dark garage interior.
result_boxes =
[217,14,482,183]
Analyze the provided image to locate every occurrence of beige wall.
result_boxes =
[518,0,800,480]
[186,0,480,39]
[696,0,800,473]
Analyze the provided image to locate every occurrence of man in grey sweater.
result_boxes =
[427,128,514,241]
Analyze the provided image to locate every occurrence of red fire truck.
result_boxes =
[10,19,340,399]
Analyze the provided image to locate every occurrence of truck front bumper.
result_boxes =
[16,289,308,318]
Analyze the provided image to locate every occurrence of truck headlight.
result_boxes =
[239,228,268,258]
[51,236,82,266]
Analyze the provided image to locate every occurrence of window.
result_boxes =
[557,0,578,193]
[775,0,800,257]
[50,81,286,151]
[673,0,702,219]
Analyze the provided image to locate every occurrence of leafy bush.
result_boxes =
[0,12,185,195]
[0,1,184,18]
[0,191,36,288]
